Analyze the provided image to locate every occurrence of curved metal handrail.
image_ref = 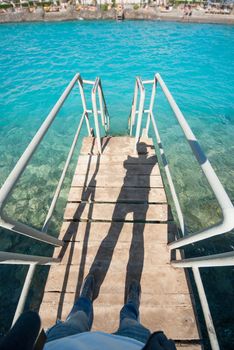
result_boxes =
[0,73,110,326]
[128,74,234,249]
[128,76,185,234]
[92,77,110,153]
[155,74,234,249]
[0,73,81,247]
[128,73,234,350]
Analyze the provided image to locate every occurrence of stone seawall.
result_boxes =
[0,8,234,25]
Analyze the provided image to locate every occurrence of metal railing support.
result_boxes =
[192,267,220,350]
[0,217,63,246]
[172,252,234,350]
[128,76,184,233]
[156,73,234,213]
[77,77,92,136]
[0,73,111,328]
[92,78,102,154]
[149,111,185,234]
[128,74,233,350]
[134,78,145,151]
[7,109,89,323]
[0,74,84,247]
[99,80,110,132]
[129,81,139,136]
[1,250,59,327]
[168,215,234,250]
[0,251,60,265]
[42,111,86,232]
[128,74,234,247]
[171,251,234,268]
[11,264,36,327]
[145,79,156,136]
[154,73,234,249]
[0,73,80,213]
[98,85,105,129]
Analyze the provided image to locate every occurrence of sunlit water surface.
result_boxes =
[0,20,233,348]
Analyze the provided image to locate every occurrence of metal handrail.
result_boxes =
[128,77,146,151]
[129,74,234,249]
[92,78,102,154]
[128,74,234,350]
[0,73,110,325]
[172,251,234,350]
[98,79,110,132]
[0,251,60,265]
[92,77,110,154]
[42,111,86,233]
[129,76,185,234]
[171,250,234,268]
[0,73,81,247]
[155,74,234,249]
[129,79,139,136]
[0,74,110,249]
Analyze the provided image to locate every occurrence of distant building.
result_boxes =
[75,0,152,5]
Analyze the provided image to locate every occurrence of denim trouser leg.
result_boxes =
[114,302,151,344]
[46,297,93,343]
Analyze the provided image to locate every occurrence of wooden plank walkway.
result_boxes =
[40,136,202,348]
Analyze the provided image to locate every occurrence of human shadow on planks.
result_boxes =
[56,137,109,319]
[56,141,158,319]
[79,142,158,301]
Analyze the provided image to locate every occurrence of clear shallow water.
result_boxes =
[0,20,234,348]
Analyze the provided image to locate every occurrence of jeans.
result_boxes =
[114,301,151,344]
[46,298,150,345]
[46,297,93,343]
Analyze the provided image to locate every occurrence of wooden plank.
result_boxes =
[64,203,169,222]
[40,294,199,340]
[41,291,194,309]
[176,345,202,350]
[75,162,161,176]
[53,241,171,266]
[67,187,167,203]
[44,266,190,295]
[92,305,200,339]
[80,136,156,156]
[71,174,163,188]
[58,222,170,243]
[40,136,201,345]
[77,154,158,165]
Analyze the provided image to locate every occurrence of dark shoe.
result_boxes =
[127,280,141,309]
[80,274,95,301]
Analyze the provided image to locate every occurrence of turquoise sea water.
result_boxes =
[0,20,234,348]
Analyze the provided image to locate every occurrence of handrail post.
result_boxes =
[98,85,105,128]
[77,77,92,136]
[129,81,138,136]
[145,78,156,136]
[134,77,145,151]
[42,112,86,232]
[149,110,185,234]
[92,78,102,154]
[98,79,110,133]
[192,267,220,350]
[11,264,37,327]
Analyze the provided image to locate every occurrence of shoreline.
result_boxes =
[0,8,234,25]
